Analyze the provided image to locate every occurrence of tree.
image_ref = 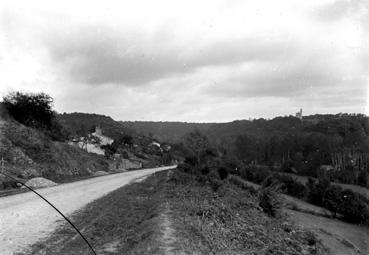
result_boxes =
[323,185,343,218]
[306,177,330,206]
[184,130,211,165]
[2,92,66,141]
[338,189,369,224]
[3,92,54,129]
[358,170,368,187]
[258,182,282,217]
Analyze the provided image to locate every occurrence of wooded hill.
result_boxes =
[55,112,369,187]
[121,114,369,187]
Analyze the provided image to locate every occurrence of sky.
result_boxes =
[0,0,368,122]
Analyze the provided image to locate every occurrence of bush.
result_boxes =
[277,174,307,198]
[306,177,330,206]
[240,165,271,184]
[337,189,369,224]
[2,92,66,141]
[258,183,282,217]
[322,185,343,218]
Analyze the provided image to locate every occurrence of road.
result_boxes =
[0,166,175,254]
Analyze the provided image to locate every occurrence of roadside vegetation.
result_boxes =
[238,165,369,226]
[25,168,325,255]
[167,170,324,254]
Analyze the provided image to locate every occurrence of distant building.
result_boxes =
[95,125,103,136]
[295,108,303,120]
[92,125,113,145]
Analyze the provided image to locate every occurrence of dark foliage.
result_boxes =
[129,114,369,187]
[306,177,331,206]
[3,92,54,128]
[305,177,369,225]
[322,185,343,218]
[258,183,282,217]
[277,174,307,198]
[337,189,369,224]
[217,167,229,180]
[57,112,134,140]
[2,92,66,141]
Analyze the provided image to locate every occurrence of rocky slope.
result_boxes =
[0,115,109,189]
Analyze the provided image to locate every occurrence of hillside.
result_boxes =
[122,114,369,187]
[0,116,110,188]
[57,112,135,140]
[120,121,214,143]
[47,111,369,187]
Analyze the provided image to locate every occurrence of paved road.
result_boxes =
[0,166,176,254]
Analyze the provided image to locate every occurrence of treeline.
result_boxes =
[230,115,369,187]
[117,114,369,187]
[176,129,369,225]
[57,112,134,140]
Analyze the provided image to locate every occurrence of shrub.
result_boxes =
[322,185,343,218]
[337,189,369,225]
[306,177,330,206]
[261,173,279,188]
[277,174,307,198]
[258,183,282,217]
[240,165,271,184]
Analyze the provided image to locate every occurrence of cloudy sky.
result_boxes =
[0,0,368,122]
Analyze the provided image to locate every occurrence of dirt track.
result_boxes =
[0,166,175,255]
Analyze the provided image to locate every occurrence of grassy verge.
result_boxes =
[24,171,168,255]
[23,169,326,255]
[166,171,325,255]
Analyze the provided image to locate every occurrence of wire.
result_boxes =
[0,170,97,255]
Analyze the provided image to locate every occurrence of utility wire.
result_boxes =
[0,160,97,255]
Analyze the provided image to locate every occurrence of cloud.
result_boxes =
[45,25,300,85]
[313,0,368,22]
[1,0,368,121]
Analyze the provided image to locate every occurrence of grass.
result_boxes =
[166,171,325,254]
[287,210,369,255]
[229,175,331,217]
[23,171,168,255]
[228,175,369,255]
[22,170,326,255]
